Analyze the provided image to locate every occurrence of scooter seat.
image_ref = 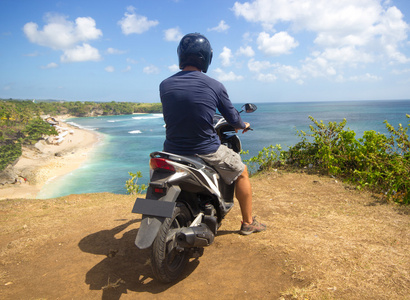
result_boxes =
[151,151,207,170]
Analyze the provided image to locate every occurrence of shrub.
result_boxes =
[125,171,147,195]
[242,144,286,173]
[0,142,22,171]
[246,115,410,204]
[23,117,58,144]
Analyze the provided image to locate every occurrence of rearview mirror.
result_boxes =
[241,103,257,113]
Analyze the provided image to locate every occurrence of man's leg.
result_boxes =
[198,145,265,233]
[235,165,253,224]
[235,165,266,235]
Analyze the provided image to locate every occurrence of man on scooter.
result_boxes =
[160,33,266,235]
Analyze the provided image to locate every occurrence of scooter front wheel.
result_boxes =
[150,204,191,283]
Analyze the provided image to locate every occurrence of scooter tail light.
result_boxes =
[154,188,165,194]
[150,158,176,172]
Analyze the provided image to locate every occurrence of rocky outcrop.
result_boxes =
[0,165,17,185]
[90,108,104,116]
[0,145,44,186]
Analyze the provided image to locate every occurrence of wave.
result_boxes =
[132,114,163,120]
[66,121,98,131]
[128,130,142,134]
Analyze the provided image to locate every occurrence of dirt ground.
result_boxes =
[0,171,409,300]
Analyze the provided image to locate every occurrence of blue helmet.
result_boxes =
[177,33,213,73]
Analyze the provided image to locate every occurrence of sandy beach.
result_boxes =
[0,116,100,200]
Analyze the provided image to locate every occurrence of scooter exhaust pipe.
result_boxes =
[176,224,215,248]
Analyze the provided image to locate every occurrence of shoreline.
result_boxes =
[0,115,101,200]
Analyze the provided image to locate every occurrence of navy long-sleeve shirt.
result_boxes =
[160,71,246,155]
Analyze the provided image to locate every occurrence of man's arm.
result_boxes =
[217,85,247,129]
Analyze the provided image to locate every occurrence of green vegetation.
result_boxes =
[0,98,162,117]
[244,115,410,204]
[0,142,22,171]
[36,100,162,116]
[241,144,286,172]
[0,100,58,171]
[125,171,147,195]
[0,99,162,172]
[23,117,59,144]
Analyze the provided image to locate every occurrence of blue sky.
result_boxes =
[1,0,410,103]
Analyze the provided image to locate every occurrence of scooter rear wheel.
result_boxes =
[150,204,191,283]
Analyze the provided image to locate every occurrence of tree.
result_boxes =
[23,117,58,143]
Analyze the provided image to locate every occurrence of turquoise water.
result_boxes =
[37,100,410,199]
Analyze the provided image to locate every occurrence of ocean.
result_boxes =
[36,100,410,199]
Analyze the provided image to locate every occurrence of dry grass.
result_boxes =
[0,172,409,299]
[250,170,410,299]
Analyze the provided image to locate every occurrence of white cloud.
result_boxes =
[391,68,410,75]
[214,68,244,81]
[105,66,115,72]
[233,0,409,64]
[208,20,230,32]
[237,46,255,57]
[164,27,183,42]
[233,0,382,34]
[118,6,158,35]
[74,16,103,41]
[126,58,138,64]
[23,14,102,50]
[242,32,253,43]
[302,56,336,78]
[336,73,382,82]
[276,64,303,81]
[247,58,275,73]
[107,48,126,55]
[248,58,303,83]
[122,66,132,72]
[257,31,298,56]
[41,62,58,69]
[61,43,101,62]
[352,73,382,81]
[168,64,179,72]
[220,47,233,67]
[143,64,160,74]
[257,73,277,82]
[23,13,102,63]
[320,47,374,65]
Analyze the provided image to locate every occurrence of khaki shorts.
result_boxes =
[198,145,245,185]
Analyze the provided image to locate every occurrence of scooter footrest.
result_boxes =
[222,202,234,213]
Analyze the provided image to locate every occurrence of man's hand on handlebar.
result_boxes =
[235,122,252,134]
